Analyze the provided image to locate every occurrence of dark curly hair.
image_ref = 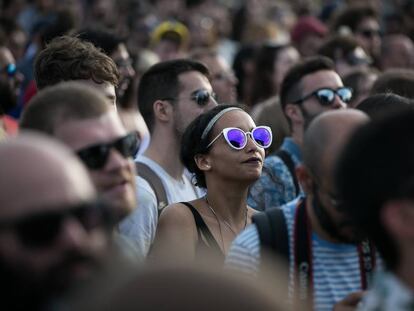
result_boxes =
[181,104,241,188]
[35,35,119,90]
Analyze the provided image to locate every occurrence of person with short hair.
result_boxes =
[119,59,217,256]
[20,82,140,258]
[0,133,111,310]
[34,35,119,107]
[248,56,351,211]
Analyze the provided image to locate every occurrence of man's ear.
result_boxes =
[296,164,313,194]
[285,103,303,124]
[381,200,414,240]
[194,154,212,172]
[153,100,173,123]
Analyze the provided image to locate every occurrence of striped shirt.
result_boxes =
[226,198,364,311]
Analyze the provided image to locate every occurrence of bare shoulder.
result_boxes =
[158,201,197,226]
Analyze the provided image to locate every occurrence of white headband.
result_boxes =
[201,107,242,141]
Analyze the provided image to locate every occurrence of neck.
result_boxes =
[291,123,304,148]
[144,128,183,179]
[205,178,249,226]
[306,195,340,243]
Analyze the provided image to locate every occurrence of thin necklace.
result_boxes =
[205,196,248,236]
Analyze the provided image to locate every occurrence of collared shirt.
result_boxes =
[247,137,302,211]
[226,198,368,311]
[359,271,414,311]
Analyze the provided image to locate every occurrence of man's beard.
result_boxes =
[312,184,362,244]
[0,250,103,310]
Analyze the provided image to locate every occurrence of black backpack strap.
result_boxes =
[180,202,222,253]
[135,162,168,216]
[275,149,300,196]
[253,207,289,264]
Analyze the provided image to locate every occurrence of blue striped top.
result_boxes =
[226,198,364,311]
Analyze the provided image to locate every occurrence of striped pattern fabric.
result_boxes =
[226,198,363,311]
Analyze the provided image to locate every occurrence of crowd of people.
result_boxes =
[1,0,414,310]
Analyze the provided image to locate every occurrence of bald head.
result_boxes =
[0,132,96,218]
[303,110,369,178]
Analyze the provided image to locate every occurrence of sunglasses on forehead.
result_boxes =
[76,133,138,170]
[162,89,218,107]
[294,87,353,106]
[0,201,108,249]
[207,126,273,150]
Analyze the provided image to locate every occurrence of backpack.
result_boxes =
[135,162,168,216]
[274,149,300,197]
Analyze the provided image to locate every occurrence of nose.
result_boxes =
[331,95,347,109]
[105,148,131,172]
[206,95,219,109]
[245,133,259,152]
[57,217,89,250]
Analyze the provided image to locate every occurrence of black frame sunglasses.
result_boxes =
[293,87,353,106]
[0,201,110,249]
[76,133,138,170]
[162,89,218,107]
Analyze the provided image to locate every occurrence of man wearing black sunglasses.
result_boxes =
[20,83,141,258]
[248,56,350,212]
[119,59,217,256]
[0,133,110,309]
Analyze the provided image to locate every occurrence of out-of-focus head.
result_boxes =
[138,59,217,136]
[381,34,414,70]
[191,48,238,104]
[336,110,414,270]
[150,21,189,62]
[300,110,369,243]
[72,264,288,311]
[290,16,328,58]
[251,44,300,106]
[370,69,414,99]
[280,56,349,131]
[318,35,372,77]
[342,67,378,108]
[34,35,119,107]
[357,93,414,120]
[181,105,270,189]
[332,5,381,60]
[0,133,109,308]
[21,82,137,220]
[77,29,136,101]
[0,42,23,114]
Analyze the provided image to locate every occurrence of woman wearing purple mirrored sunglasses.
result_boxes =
[150,105,272,265]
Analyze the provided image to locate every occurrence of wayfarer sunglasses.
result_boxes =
[294,87,353,106]
[0,201,108,249]
[207,126,273,150]
[76,133,138,170]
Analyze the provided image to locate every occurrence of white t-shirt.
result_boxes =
[119,155,203,256]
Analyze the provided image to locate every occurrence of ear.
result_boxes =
[296,164,313,194]
[381,200,414,240]
[285,103,303,124]
[153,100,173,123]
[194,154,212,172]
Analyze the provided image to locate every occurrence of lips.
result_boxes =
[242,156,262,164]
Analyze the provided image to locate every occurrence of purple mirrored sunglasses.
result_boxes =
[207,126,272,150]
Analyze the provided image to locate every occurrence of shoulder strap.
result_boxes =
[135,162,168,215]
[275,149,300,196]
[253,207,290,263]
[180,202,222,253]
